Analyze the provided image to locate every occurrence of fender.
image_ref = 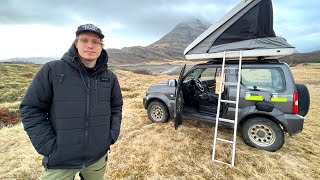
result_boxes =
[236,105,291,133]
[238,105,282,121]
[144,92,175,118]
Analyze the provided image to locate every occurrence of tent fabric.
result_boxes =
[184,0,294,58]
[212,0,275,47]
[209,37,293,53]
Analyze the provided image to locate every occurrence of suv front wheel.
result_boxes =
[147,101,169,123]
[241,117,284,152]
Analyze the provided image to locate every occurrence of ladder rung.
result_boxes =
[220,100,237,104]
[213,159,232,166]
[219,118,235,124]
[217,138,233,144]
[223,82,238,86]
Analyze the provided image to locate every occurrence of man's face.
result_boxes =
[75,32,103,62]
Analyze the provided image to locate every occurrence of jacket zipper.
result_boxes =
[83,77,91,168]
[95,77,98,90]
[95,76,98,103]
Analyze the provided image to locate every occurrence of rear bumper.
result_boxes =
[277,114,304,136]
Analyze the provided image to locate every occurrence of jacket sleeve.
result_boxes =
[109,72,123,144]
[19,63,56,157]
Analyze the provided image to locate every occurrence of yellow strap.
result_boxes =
[271,97,287,102]
[245,95,264,101]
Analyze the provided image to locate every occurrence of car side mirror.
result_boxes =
[168,79,177,87]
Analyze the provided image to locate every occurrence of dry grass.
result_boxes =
[0,63,319,179]
[0,107,20,127]
[0,63,39,112]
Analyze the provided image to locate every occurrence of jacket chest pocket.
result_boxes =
[54,74,85,101]
[97,77,111,102]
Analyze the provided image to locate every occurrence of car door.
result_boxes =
[174,64,186,130]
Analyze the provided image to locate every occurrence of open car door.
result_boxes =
[174,64,186,130]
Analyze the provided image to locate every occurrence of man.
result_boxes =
[19,23,123,180]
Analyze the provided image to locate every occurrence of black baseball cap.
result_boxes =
[76,23,104,39]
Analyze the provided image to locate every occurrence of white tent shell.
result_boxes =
[184,0,295,60]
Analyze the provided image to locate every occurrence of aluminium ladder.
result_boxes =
[212,50,243,167]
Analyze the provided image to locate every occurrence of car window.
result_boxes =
[199,68,216,81]
[183,68,203,82]
[241,68,285,92]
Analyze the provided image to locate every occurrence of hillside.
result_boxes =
[0,63,40,112]
[147,19,210,59]
[280,50,320,64]
[0,62,320,179]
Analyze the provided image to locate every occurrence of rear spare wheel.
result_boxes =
[295,83,310,116]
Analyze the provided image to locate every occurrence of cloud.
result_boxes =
[0,0,319,57]
[0,24,75,59]
[273,0,320,51]
[0,0,238,37]
[291,31,320,52]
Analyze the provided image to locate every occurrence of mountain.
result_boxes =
[279,50,320,64]
[108,19,210,64]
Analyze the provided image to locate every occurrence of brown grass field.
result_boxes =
[0,62,319,179]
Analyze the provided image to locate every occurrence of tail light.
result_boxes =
[292,91,298,114]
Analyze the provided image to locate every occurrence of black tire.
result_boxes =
[296,83,310,116]
[147,101,169,123]
[241,117,284,152]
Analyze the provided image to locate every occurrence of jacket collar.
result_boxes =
[61,43,108,75]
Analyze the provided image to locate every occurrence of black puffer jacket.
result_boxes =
[20,44,123,169]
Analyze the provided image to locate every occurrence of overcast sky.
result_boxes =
[0,0,319,59]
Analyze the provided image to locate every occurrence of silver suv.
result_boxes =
[143,59,310,151]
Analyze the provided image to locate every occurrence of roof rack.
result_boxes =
[204,58,280,65]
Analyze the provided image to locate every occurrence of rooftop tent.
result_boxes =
[184,0,295,60]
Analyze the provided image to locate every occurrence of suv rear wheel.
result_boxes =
[241,117,284,152]
[147,101,169,123]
